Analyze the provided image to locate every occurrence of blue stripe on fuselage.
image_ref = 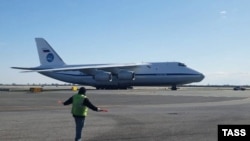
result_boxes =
[53,72,200,77]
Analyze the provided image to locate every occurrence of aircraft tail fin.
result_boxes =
[35,38,66,67]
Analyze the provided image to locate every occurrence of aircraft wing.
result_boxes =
[12,63,150,73]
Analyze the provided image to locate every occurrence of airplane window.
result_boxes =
[178,63,186,67]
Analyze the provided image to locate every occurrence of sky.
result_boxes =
[0,0,250,85]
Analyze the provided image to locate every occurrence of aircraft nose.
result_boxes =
[199,73,205,80]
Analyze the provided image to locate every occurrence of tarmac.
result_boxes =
[0,87,250,141]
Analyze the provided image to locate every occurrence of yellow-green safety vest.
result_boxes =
[71,94,88,116]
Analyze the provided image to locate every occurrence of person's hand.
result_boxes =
[57,100,63,105]
[98,108,108,112]
[101,109,108,112]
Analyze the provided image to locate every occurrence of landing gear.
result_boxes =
[170,85,177,91]
[95,86,132,90]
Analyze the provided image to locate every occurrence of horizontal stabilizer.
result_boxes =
[11,67,41,70]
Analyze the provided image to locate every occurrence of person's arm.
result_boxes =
[63,97,73,105]
[83,98,108,112]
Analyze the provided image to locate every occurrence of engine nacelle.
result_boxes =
[117,70,135,80]
[94,71,112,81]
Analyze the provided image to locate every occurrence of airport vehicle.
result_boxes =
[12,38,205,90]
[233,86,246,91]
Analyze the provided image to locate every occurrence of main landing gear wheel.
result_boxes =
[171,85,177,91]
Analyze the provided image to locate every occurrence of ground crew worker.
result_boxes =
[58,87,108,141]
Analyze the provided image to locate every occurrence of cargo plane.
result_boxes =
[12,38,205,90]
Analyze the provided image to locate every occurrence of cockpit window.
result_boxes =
[178,63,186,67]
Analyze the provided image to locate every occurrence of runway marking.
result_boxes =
[130,97,250,108]
[0,106,66,112]
[1,97,248,112]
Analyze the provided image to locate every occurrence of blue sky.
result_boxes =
[1,0,250,85]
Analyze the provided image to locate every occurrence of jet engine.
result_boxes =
[94,71,112,81]
[117,70,135,80]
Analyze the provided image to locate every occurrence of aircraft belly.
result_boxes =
[132,75,200,86]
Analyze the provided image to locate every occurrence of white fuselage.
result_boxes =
[40,62,204,88]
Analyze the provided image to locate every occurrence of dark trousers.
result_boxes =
[74,116,86,141]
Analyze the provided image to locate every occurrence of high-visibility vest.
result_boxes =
[71,94,88,116]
